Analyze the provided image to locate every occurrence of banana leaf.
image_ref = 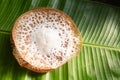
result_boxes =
[0,0,120,80]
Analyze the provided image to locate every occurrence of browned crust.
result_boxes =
[13,48,53,73]
[12,7,82,73]
[11,35,53,73]
[54,33,82,69]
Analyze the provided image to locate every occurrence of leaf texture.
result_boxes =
[0,0,120,80]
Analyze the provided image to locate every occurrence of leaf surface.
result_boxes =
[0,0,120,80]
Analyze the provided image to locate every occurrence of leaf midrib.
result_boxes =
[83,42,120,51]
[0,30,120,51]
[0,30,10,35]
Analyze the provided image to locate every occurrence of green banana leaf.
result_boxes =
[0,0,120,80]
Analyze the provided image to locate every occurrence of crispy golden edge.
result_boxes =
[11,37,53,73]
[12,7,82,73]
